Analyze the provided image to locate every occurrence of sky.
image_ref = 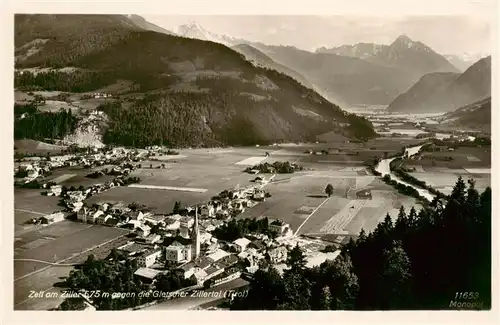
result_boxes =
[143,15,492,55]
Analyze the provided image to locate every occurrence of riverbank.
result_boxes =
[373,144,436,204]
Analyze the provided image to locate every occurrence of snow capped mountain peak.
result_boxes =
[177,21,235,45]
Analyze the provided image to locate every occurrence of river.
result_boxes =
[374,145,436,202]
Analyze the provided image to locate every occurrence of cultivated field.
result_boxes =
[14,222,128,279]
[14,188,63,234]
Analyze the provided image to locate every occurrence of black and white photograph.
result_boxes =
[2,0,498,323]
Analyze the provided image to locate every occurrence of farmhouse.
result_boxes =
[269,219,292,237]
[40,212,65,224]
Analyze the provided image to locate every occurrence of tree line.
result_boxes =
[14,105,78,141]
[231,177,491,310]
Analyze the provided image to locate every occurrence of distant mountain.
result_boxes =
[14,14,376,147]
[126,14,176,35]
[387,56,491,113]
[316,35,458,75]
[248,38,456,106]
[177,21,236,45]
[440,97,491,132]
[232,44,313,89]
[316,42,384,60]
[444,53,489,72]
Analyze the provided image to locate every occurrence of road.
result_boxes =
[140,278,249,311]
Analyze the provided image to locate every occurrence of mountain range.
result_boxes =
[165,22,473,106]
[14,14,376,147]
[387,56,491,113]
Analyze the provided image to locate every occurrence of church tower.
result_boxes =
[192,205,201,259]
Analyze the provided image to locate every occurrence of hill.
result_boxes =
[249,35,457,106]
[439,97,491,132]
[231,44,313,89]
[387,56,491,113]
[14,14,376,147]
[125,14,176,35]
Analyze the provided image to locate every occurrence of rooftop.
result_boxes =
[233,237,251,247]
[134,267,163,279]
[207,249,230,263]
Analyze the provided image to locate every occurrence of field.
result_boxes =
[14,220,129,310]
[14,188,63,234]
[413,147,491,169]
[405,147,491,195]
[237,149,423,237]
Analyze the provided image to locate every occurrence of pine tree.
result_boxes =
[377,240,413,309]
[286,244,307,274]
[319,286,332,310]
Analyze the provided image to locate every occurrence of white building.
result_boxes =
[165,241,192,263]
[137,249,162,268]
[232,238,251,253]
[41,212,65,224]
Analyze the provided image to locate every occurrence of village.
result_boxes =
[14,144,337,310]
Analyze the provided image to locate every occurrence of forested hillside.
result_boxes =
[232,177,491,310]
[14,14,377,147]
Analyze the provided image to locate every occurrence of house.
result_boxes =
[232,238,251,253]
[95,202,111,212]
[95,214,112,225]
[269,219,292,236]
[198,231,213,244]
[90,210,105,223]
[178,262,197,279]
[136,225,151,237]
[165,241,192,263]
[207,249,230,263]
[201,204,215,218]
[165,219,181,231]
[252,190,266,201]
[179,216,194,229]
[47,185,62,197]
[214,254,239,269]
[190,269,208,285]
[77,207,90,222]
[104,217,120,227]
[268,246,287,264]
[204,265,225,281]
[143,214,168,225]
[248,240,266,251]
[179,226,190,239]
[145,234,161,244]
[229,189,245,199]
[137,248,162,268]
[127,211,145,221]
[40,212,65,224]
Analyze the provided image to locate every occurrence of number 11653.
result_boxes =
[455,292,479,300]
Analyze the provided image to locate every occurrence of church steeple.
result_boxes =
[192,205,201,259]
